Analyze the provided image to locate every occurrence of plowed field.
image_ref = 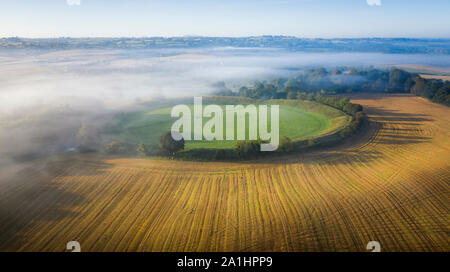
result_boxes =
[0,94,448,252]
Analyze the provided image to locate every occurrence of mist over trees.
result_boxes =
[76,124,102,152]
[1,46,448,164]
[159,131,185,155]
[105,141,121,154]
[218,67,450,106]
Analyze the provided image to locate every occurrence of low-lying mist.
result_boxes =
[1,47,450,178]
[2,48,450,111]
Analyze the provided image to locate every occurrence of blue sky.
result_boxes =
[1,0,450,38]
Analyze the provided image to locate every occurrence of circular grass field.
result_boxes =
[103,98,348,150]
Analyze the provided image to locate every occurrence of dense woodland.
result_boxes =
[217,68,450,106]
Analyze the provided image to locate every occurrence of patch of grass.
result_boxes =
[101,98,345,150]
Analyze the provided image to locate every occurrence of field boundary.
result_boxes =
[175,96,357,161]
[102,95,360,161]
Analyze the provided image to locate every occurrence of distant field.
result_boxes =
[420,74,450,82]
[102,98,348,149]
[394,64,450,81]
[0,94,448,252]
[395,64,450,76]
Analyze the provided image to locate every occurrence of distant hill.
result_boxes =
[1,36,449,54]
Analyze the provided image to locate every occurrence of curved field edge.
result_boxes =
[207,97,353,141]
[0,94,448,252]
[102,96,352,152]
[201,97,354,152]
[148,103,331,150]
[264,99,353,148]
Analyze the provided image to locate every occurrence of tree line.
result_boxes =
[217,67,450,106]
[175,94,365,161]
[77,95,365,161]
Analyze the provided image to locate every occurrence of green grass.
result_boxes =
[102,99,344,150]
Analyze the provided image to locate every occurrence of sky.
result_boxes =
[1,0,450,38]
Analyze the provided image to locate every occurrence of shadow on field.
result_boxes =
[244,104,433,166]
[0,155,114,251]
[365,106,433,146]
[371,116,433,122]
[381,128,423,132]
[342,93,415,101]
[374,135,431,145]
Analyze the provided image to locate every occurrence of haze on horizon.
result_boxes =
[1,0,450,38]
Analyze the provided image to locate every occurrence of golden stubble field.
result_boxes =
[0,94,449,252]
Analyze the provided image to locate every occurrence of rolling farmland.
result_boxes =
[0,94,448,252]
